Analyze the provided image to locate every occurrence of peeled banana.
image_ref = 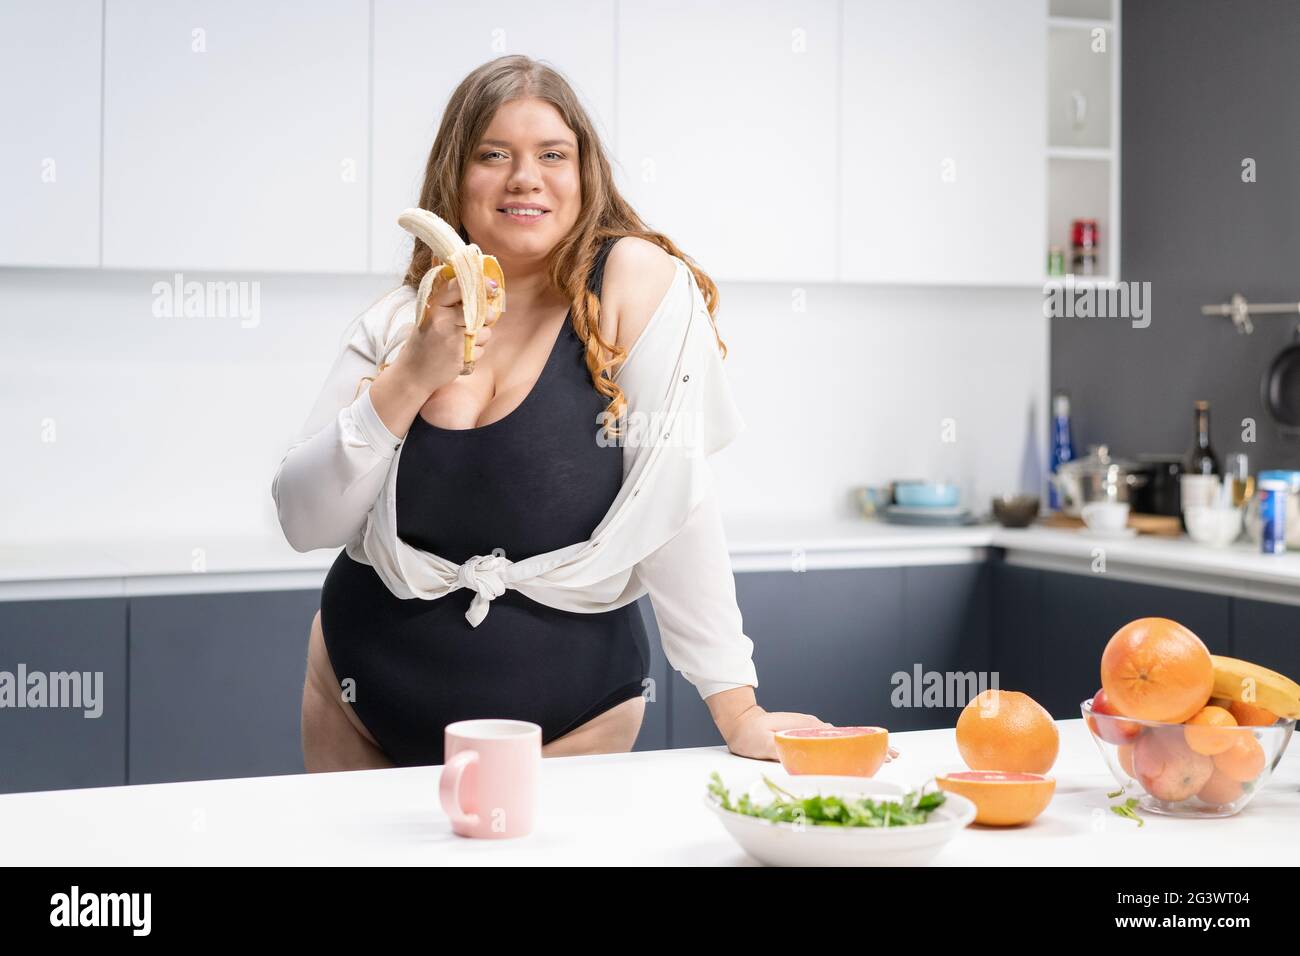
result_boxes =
[397,207,505,375]
[1210,655,1300,720]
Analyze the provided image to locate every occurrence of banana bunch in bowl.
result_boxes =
[1211,655,1300,720]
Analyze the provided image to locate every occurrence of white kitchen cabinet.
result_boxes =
[101,0,369,273]
[616,0,839,283]
[0,0,102,267]
[840,0,1047,286]
[371,0,616,276]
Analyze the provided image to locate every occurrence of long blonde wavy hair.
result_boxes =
[373,55,726,435]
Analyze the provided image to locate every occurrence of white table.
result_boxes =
[1,718,1293,865]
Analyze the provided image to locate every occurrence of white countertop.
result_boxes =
[2,518,1299,602]
[0,718,1293,865]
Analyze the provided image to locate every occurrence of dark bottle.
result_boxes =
[1184,400,1219,475]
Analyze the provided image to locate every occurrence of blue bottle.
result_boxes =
[1049,391,1076,511]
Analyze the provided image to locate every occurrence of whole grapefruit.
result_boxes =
[1100,618,1214,722]
[955,690,1059,774]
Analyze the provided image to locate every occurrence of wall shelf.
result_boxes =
[1048,16,1113,31]
[1045,0,1121,282]
[1047,145,1112,161]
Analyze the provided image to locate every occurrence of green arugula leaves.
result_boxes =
[707,771,945,828]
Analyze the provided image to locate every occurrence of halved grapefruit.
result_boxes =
[934,770,1055,826]
[773,726,889,777]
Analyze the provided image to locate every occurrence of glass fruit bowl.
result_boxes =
[1081,698,1295,818]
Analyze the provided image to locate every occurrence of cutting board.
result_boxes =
[1038,512,1181,537]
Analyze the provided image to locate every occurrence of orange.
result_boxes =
[772,726,889,777]
[1100,618,1215,722]
[1213,733,1266,782]
[955,690,1059,774]
[935,771,1055,826]
[1228,700,1279,727]
[1197,768,1246,806]
[1183,705,1238,755]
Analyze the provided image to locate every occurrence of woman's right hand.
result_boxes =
[395,270,501,393]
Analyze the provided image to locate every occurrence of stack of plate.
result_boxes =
[881,481,975,527]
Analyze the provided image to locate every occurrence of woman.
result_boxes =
[274,55,832,770]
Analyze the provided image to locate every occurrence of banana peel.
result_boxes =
[397,208,505,374]
[1210,654,1300,720]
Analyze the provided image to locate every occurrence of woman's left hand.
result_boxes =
[723,707,828,760]
[723,706,901,763]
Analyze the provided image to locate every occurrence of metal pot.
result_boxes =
[1051,444,1149,518]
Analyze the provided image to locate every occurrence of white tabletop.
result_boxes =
[0,718,1293,865]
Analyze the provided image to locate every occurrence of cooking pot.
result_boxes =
[1132,453,1184,517]
[1051,444,1149,518]
[1262,326,1300,436]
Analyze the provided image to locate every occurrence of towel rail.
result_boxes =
[1201,293,1300,334]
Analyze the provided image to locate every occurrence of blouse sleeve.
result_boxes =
[270,290,409,553]
[635,470,758,700]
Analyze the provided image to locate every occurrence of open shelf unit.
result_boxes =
[1045,0,1121,283]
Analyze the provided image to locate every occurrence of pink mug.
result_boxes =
[440,719,541,839]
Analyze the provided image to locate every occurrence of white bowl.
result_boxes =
[1180,474,1224,510]
[704,771,976,867]
[1081,501,1130,533]
[1184,504,1243,547]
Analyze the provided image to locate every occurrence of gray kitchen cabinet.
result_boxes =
[668,567,908,749]
[0,597,128,794]
[632,597,671,753]
[1231,599,1300,685]
[10,557,1299,793]
[991,561,1046,699]
[128,590,318,785]
[1030,570,1231,720]
[897,563,992,732]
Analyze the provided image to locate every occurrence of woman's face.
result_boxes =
[460,97,581,265]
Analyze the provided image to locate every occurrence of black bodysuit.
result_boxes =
[320,238,649,766]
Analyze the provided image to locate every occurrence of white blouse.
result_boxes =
[271,256,758,700]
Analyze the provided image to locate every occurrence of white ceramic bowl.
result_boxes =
[1180,473,1224,510]
[1081,500,1130,532]
[704,771,975,867]
[1184,504,1243,547]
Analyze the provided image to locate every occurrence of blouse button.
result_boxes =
[682,374,690,382]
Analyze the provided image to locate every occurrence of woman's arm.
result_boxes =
[270,292,429,552]
[635,477,829,760]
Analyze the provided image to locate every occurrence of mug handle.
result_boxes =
[439,749,480,829]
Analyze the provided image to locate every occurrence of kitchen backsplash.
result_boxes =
[1051,0,1300,476]
[0,268,1046,544]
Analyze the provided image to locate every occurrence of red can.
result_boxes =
[1071,218,1099,250]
